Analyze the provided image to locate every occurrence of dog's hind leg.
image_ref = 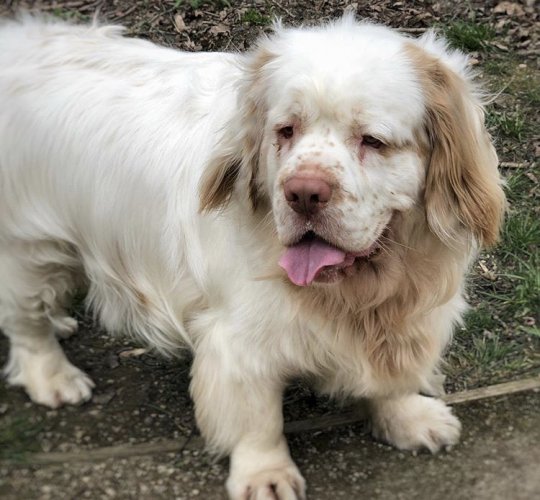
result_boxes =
[0,240,94,408]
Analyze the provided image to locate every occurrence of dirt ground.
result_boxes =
[0,0,539,499]
[1,391,539,499]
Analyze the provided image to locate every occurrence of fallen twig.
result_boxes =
[111,5,138,22]
[397,27,428,34]
[8,376,539,465]
[26,438,205,465]
[269,0,296,18]
[500,161,530,169]
[442,377,540,405]
[38,1,87,10]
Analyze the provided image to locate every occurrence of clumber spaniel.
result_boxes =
[0,14,504,499]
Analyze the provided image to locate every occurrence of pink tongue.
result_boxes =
[279,237,349,286]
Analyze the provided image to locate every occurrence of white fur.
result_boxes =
[370,394,462,453]
[0,15,499,499]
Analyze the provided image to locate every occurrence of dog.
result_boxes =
[0,13,505,499]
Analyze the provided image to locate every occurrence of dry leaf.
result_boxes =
[493,1,526,17]
[174,14,187,33]
[478,261,496,281]
[491,41,509,51]
[119,347,148,358]
[210,24,230,35]
[525,172,538,184]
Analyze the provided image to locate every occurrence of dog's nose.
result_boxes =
[284,176,332,216]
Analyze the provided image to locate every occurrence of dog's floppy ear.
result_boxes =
[199,137,242,212]
[199,44,276,213]
[406,39,505,247]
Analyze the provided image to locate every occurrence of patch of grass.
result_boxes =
[484,59,540,107]
[474,237,539,338]
[444,21,495,52]
[448,321,524,386]
[514,260,540,315]
[510,70,539,107]
[448,300,537,386]
[50,7,90,22]
[488,209,540,319]
[242,9,271,26]
[495,254,540,317]
[487,109,527,140]
[499,212,540,257]
[520,325,540,337]
[468,334,517,365]
[504,171,533,205]
[483,58,514,78]
[0,414,42,462]
[462,307,498,334]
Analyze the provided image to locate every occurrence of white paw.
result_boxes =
[26,364,95,408]
[6,345,94,408]
[52,315,79,339]
[227,464,306,500]
[371,394,461,453]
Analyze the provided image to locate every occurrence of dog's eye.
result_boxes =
[362,135,383,149]
[278,126,294,139]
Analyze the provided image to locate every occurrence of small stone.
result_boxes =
[119,347,147,358]
[40,440,52,452]
[92,390,116,405]
[106,352,120,369]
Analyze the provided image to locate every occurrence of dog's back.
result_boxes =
[0,16,239,242]
[0,17,243,401]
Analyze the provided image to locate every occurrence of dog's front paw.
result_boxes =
[28,365,95,408]
[227,463,306,500]
[371,394,461,453]
[53,315,79,339]
[6,349,94,408]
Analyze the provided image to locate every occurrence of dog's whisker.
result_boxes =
[252,273,284,281]
[256,212,275,232]
[381,235,417,253]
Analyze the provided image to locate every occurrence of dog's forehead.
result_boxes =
[265,25,425,137]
